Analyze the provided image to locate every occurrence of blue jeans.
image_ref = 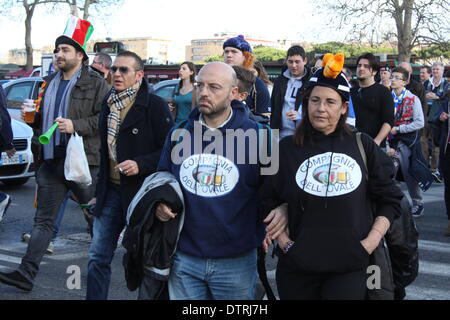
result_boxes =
[51,192,70,241]
[168,249,257,300]
[86,184,125,300]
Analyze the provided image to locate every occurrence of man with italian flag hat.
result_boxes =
[0,16,109,293]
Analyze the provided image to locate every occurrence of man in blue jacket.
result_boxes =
[156,62,286,300]
[0,86,15,222]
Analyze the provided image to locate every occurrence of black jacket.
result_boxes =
[406,79,427,122]
[270,66,312,130]
[94,79,174,215]
[434,98,450,173]
[0,86,13,151]
[122,182,183,297]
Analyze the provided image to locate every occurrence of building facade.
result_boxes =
[185,32,290,63]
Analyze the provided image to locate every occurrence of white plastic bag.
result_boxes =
[64,132,92,185]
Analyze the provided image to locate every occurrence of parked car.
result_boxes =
[0,119,35,186]
[2,77,44,122]
[0,80,10,86]
[0,77,180,186]
[1,77,42,186]
[150,79,179,100]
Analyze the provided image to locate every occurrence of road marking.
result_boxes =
[419,240,450,255]
[406,285,450,300]
[0,253,47,266]
[419,260,450,278]
[48,251,88,261]
[0,253,23,264]
[0,243,28,253]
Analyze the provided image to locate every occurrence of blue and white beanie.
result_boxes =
[223,35,252,53]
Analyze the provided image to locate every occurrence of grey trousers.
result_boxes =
[18,159,98,280]
[397,141,423,206]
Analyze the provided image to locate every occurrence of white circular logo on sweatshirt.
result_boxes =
[295,152,362,197]
[179,154,239,198]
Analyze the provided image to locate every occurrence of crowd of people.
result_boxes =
[0,17,449,300]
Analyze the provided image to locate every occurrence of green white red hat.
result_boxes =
[55,15,94,61]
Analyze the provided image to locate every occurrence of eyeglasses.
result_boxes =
[390,76,405,81]
[308,97,341,108]
[111,66,136,74]
[195,82,227,94]
[92,60,102,66]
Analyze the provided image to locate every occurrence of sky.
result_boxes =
[0,0,346,62]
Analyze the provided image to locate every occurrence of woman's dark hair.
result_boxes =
[294,86,351,147]
[253,60,272,87]
[177,61,196,95]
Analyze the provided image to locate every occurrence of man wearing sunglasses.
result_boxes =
[0,32,109,293]
[86,51,173,300]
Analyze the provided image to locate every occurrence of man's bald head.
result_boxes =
[196,62,239,122]
[199,62,237,87]
[399,62,413,77]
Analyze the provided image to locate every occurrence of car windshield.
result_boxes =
[5,81,35,110]
[155,85,175,99]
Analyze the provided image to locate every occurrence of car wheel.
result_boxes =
[2,178,30,186]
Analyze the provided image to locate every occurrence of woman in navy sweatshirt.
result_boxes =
[260,56,403,300]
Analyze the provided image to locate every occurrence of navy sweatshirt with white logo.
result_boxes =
[260,129,403,273]
[158,101,267,259]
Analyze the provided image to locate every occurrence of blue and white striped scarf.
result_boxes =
[42,68,81,160]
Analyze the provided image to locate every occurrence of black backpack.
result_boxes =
[356,132,419,300]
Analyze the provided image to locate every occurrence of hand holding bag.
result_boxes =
[64,132,92,185]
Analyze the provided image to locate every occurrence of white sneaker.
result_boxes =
[21,233,31,243]
[0,195,11,223]
[45,241,54,255]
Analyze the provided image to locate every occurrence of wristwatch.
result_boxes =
[282,241,295,254]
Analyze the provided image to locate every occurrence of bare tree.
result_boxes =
[314,0,450,62]
[0,0,123,70]
[0,0,67,70]
[63,0,124,20]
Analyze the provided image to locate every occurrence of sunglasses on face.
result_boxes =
[111,66,135,74]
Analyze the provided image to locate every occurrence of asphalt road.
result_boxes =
[0,178,449,300]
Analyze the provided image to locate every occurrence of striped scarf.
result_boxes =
[107,80,141,162]
[42,68,81,160]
